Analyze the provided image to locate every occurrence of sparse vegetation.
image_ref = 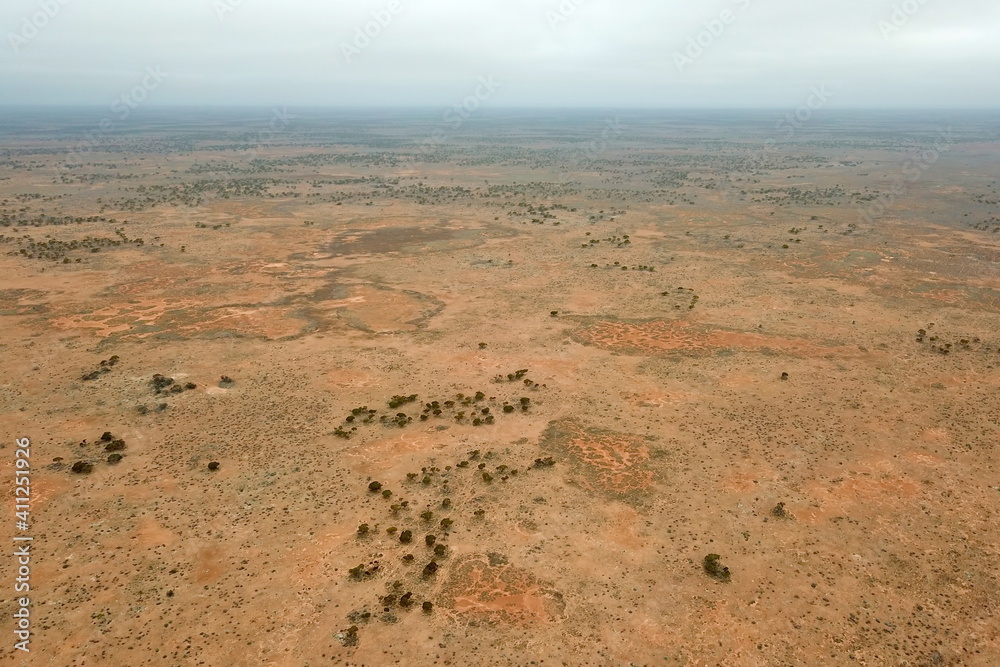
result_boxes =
[6,111,997,666]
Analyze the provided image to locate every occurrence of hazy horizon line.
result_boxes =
[2,104,999,112]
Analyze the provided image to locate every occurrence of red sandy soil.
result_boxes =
[1,135,998,666]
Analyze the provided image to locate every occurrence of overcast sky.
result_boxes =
[1,0,998,108]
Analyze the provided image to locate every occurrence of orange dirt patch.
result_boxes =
[574,319,832,356]
[800,474,923,524]
[441,554,565,625]
[541,420,656,498]
[134,517,179,549]
[192,544,227,584]
[176,305,307,339]
[328,285,429,333]
[49,299,308,340]
[345,432,443,474]
[575,319,709,353]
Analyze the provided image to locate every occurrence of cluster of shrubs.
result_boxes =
[388,394,418,409]
[347,559,381,581]
[491,369,544,390]
[6,228,143,262]
[150,374,197,395]
[661,287,699,309]
[81,355,120,381]
[70,431,128,473]
[494,369,528,382]
[580,233,631,248]
[916,326,995,357]
[338,583,435,645]
[342,446,563,644]
[333,389,538,439]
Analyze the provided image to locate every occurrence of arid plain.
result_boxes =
[1,110,999,666]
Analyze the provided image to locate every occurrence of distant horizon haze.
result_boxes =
[1,0,998,108]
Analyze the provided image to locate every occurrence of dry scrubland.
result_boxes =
[1,110,999,666]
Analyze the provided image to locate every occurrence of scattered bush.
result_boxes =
[388,394,418,409]
[151,374,175,393]
[104,439,126,453]
[339,626,359,647]
[703,554,731,582]
[348,561,381,580]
